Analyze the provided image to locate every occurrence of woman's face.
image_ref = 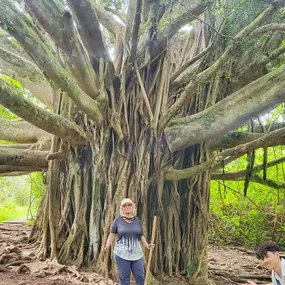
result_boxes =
[122,202,133,215]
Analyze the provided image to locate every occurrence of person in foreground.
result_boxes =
[102,198,155,285]
[243,242,285,285]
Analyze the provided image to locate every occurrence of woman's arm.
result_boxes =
[141,235,155,250]
[102,233,116,255]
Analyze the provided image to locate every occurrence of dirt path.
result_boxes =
[0,220,272,285]
[209,246,271,285]
[0,220,116,285]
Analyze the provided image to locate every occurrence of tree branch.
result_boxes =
[135,61,154,122]
[91,1,124,36]
[0,29,10,38]
[164,1,285,125]
[0,78,87,145]
[0,144,33,149]
[25,0,100,99]
[212,156,285,179]
[0,118,47,143]
[212,122,285,150]
[0,169,35,176]
[251,23,285,36]
[0,47,53,107]
[66,0,113,76]
[212,174,285,190]
[90,1,124,73]
[0,148,48,169]
[136,1,208,65]
[212,154,244,172]
[0,46,39,79]
[124,0,137,47]
[170,42,214,84]
[165,126,285,181]
[250,174,285,189]
[165,63,285,152]
[0,166,41,176]
[129,0,142,62]
[258,44,285,65]
[211,132,263,150]
[0,0,104,123]
[104,6,126,24]
[155,2,208,54]
[234,44,285,89]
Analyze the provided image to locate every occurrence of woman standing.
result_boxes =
[102,198,154,285]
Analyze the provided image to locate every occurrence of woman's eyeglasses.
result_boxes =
[122,203,133,208]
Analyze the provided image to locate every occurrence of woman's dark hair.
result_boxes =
[256,242,279,260]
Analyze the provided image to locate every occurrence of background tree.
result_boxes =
[1,0,285,283]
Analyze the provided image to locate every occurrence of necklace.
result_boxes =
[122,216,135,223]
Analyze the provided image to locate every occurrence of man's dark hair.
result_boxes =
[256,242,280,260]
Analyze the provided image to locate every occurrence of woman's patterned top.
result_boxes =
[111,216,143,261]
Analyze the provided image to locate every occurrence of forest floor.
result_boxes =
[0,220,272,285]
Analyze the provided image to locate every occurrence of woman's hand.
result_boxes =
[102,233,116,256]
[141,235,155,250]
[145,243,155,250]
[101,246,108,256]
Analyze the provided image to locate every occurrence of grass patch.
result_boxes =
[0,201,28,223]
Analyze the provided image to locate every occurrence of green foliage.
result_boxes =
[0,105,18,120]
[0,172,45,222]
[104,0,127,18]
[0,140,16,145]
[210,145,285,247]
[1,75,23,88]
[24,220,35,226]
[0,200,27,223]
[210,0,267,37]
[0,74,44,113]
[28,172,45,218]
[211,107,285,247]
[208,0,285,71]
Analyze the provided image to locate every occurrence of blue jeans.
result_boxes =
[115,254,145,285]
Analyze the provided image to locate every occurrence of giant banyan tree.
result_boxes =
[1,0,285,283]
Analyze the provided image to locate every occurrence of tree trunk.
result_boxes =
[30,79,212,285]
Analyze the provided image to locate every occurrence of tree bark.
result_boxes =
[0,148,48,168]
[0,118,47,143]
[165,64,285,152]
[24,0,101,99]
[0,79,87,145]
[0,165,43,175]
[212,156,285,179]
[165,126,285,181]
[0,0,104,123]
